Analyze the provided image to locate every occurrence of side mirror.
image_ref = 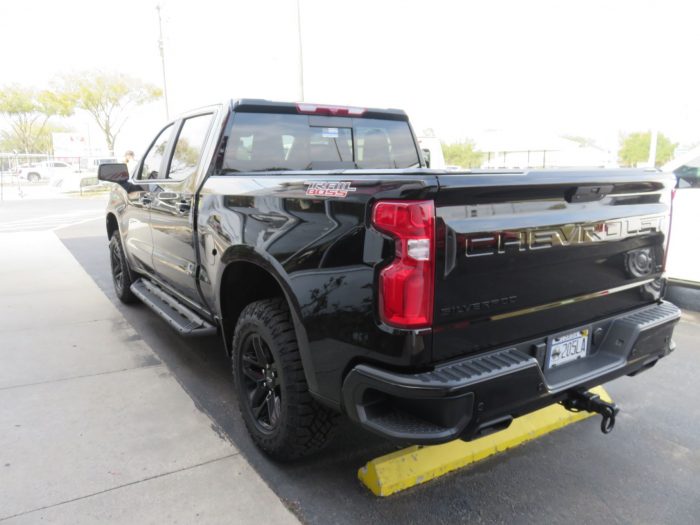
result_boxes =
[98,163,129,183]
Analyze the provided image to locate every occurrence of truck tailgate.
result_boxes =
[432,169,674,362]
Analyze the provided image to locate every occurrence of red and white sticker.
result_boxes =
[305,181,357,198]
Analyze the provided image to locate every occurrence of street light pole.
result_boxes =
[296,0,305,102]
[648,128,658,168]
[156,4,170,120]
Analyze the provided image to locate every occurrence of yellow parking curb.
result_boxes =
[358,386,611,496]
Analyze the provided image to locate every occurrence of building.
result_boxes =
[475,130,615,169]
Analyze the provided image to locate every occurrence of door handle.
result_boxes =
[177,200,191,214]
[140,194,153,205]
[158,192,178,201]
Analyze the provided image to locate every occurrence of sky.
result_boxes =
[1,0,699,156]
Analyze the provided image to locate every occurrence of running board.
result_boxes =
[130,279,217,336]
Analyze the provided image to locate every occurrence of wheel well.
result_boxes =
[106,213,118,240]
[220,261,286,354]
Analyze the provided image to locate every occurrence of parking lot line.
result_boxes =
[358,386,611,497]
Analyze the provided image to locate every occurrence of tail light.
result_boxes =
[372,200,435,329]
[296,103,366,117]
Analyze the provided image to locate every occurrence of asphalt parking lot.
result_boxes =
[3,196,699,524]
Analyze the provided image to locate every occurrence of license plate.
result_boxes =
[546,329,589,369]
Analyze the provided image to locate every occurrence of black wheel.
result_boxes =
[232,298,337,460]
[109,231,138,304]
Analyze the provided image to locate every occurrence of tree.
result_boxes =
[619,131,677,167]
[442,140,484,168]
[0,122,73,153]
[563,135,597,148]
[62,72,162,154]
[0,85,74,153]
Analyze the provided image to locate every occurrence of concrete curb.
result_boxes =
[359,386,611,496]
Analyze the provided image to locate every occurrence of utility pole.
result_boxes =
[296,0,305,101]
[156,4,170,120]
[648,128,658,168]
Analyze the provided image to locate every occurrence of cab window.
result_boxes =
[138,124,174,180]
[221,113,419,172]
[167,114,214,181]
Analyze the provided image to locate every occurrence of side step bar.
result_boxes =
[130,279,217,336]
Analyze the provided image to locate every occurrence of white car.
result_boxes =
[663,148,700,285]
[16,161,77,183]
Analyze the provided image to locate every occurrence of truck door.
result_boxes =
[123,123,176,274]
[149,112,215,308]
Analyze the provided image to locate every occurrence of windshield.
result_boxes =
[221,112,420,172]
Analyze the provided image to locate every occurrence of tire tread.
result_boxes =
[232,298,337,460]
[109,232,138,304]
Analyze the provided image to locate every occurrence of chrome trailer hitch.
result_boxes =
[562,390,620,434]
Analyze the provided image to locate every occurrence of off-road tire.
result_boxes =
[109,231,138,304]
[232,298,337,460]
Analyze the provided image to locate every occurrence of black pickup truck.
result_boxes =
[99,99,680,460]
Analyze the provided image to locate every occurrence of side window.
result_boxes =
[167,114,214,181]
[138,124,174,180]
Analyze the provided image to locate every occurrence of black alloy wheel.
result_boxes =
[232,298,337,460]
[109,232,138,304]
[240,333,281,432]
[110,240,125,295]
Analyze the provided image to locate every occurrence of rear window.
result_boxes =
[221,112,419,172]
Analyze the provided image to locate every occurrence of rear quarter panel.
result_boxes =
[197,172,438,404]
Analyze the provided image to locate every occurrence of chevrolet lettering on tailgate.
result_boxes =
[466,215,665,257]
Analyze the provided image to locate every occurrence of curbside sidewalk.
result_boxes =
[0,231,297,524]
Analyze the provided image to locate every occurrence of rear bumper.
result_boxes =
[342,301,681,444]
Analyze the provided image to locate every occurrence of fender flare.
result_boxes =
[217,246,322,398]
